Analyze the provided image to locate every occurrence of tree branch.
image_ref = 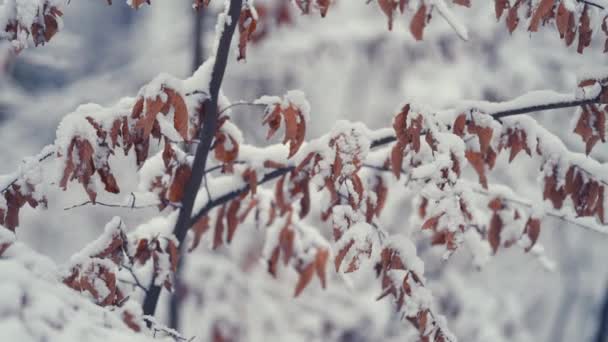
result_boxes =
[491,97,601,120]
[142,0,243,319]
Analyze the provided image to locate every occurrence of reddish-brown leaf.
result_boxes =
[506,1,520,33]
[294,262,315,297]
[238,8,257,61]
[465,150,488,189]
[315,249,329,288]
[189,216,210,252]
[488,212,502,254]
[226,199,240,243]
[410,5,427,41]
[524,218,541,252]
[168,164,192,202]
[167,89,189,141]
[334,239,354,272]
[378,0,397,30]
[529,0,554,32]
[213,205,226,249]
[495,0,509,19]
[577,6,592,54]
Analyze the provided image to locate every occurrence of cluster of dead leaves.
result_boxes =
[190,192,257,252]
[496,0,606,53]
[63,227,128,306]
[0,182,46,231]
[420,196,473,253]
[378,0,470,40]
[146,140,192,208]
[487,197,541,254]
[391,104,424,178]
[573,78,607,154]
[133,235,179,290]
[262,100,307,158]
[4,4,62,50]
[376,247,452,342]
[131,86,189,163]
[452,112,498,189]
[544,164,606,224]
[265,211,329,296]
[59,136,118,203]
[238,7,258,61]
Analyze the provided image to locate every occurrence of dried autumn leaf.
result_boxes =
[465,150,488,189]
[283,104,306,158]
[529,0,554,32]
[574,105,606,155]
[168,164,192,202]
[226,199,240,243]
[317,0,331,17]
[524,218,541,252]
[315,249,329,288]
[577,6,592,54]
[410,4,427,41]
[190,216,210,252]
[495,0,509,19]
[166,88,189,140]
[488,211,502,254]
[334,239,354,272]
[294,262,315,297]
[453,114,466,136]
[238,8,257,61]
[242,168,258,195]
[506,1,520,33]
[213,205,226,249]
[378,0,397,30]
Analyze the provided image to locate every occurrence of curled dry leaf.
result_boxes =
[190,216,210,252]
[524,218,541,252]
[410,4,428,41]
[529,0,554,32]
[574,104,606,155]
[262,102,307,158]
[238,8,257,61]
[167,164,192,202]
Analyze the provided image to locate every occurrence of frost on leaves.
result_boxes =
[495,0,608,53]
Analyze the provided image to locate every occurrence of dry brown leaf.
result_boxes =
[294,262,315,297]
[410,5,427,41]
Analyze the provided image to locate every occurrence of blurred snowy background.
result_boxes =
[1,1,608,341]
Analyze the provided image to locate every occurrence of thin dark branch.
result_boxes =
[579,0,605,10]
[63,200,161,211]
[362,163,608,235]
[0,151,54,194]
[491,97,600,120]
[143,0,244,323]
[189,167,293,226]
[218,101,265,115]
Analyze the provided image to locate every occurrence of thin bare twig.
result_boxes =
[218,101,265,115]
